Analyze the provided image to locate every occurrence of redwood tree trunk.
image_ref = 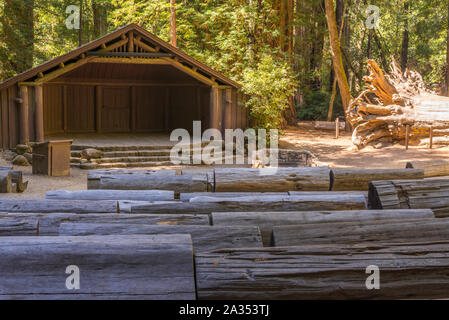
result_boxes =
[170,0,177,47]
[324,0,352,117]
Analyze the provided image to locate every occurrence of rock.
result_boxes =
[3,150,18,161]
[81,148,103,160]
[23,153,33,164]
[15,144,32,155]
[80,162,98,170]
[12,155,30,167]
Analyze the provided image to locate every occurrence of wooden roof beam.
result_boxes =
[164,58,217,87]
[20,56,96,85]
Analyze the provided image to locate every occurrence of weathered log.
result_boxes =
[214,167,331,192]
[406,160,449,178]
[0,213,210,235]
[181,169,215,191]
[180,192,289,201]
[195,241,449,299]
[0,199,119,213]
[87,169,176,189]
[212,209,434,247]
[0,217,39,236]
[368,179,449,217]
[97,174,209,193]
[46,190,174,201]
[272,218,449,246]
[132,194,367,214]
[330,168,424,191]
[0,235,195,299]
[0,171,12,193]
[59,223,262,252]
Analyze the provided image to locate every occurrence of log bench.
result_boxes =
[59,223,263,252]
[212,209,435,246]
[0,213,210,235]
[0,235,195,299]
[195,241,449,299]
[271,218,449,246]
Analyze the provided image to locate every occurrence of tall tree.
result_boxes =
[0,0,34,79]
[324,0,352,114]
[400,2,409,72]
[92,0,109,39]
[170,0,176,47]
[445,0,449,96]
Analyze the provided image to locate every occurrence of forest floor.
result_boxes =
[2,123,449,198]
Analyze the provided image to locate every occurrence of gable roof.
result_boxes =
[0,24,240,90]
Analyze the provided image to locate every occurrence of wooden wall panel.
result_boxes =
[43,84,64,135]
[134,86,165,132]
[101,87,131,133]
[169,86,198,132]
[66,85,95,133]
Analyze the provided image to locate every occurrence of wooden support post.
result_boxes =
[210,87,221,130]
[335,118,340,139]
[96,86,102,133]
[405,125,410,150]
[429,126,433,149]
[128,32,134,52]
[34,85,44,142]
[19,86,29,145]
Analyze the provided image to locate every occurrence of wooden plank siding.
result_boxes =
[1,89,8,150]
[66,85,96,133]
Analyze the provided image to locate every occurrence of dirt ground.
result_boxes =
[2,124,449,199]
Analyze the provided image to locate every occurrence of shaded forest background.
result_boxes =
[1,0,449,129]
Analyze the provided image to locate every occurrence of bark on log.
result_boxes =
[330,168,424,191]
[0,171,12,193]
[272,218,449,246]
[0,235,195,299]
[0,199,119,213]
[214,167,331,192]
[131,194,367,214]
[87,169,176,189]
[97,175,209,193]
[0,217,39,236]
[212,209,434,247]
[0,213,210,235]
[195,241,449,299]
[46,190,174,201]
[180,192,289,201]
[368,179,449,217]
[406,160,449,178]
[59,223,262,252]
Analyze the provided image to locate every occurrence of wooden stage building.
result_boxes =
[0,24,246,151]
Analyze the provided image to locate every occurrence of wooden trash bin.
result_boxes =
[32,140,73,176]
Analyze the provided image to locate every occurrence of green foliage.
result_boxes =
[297,91,344,121]
[242,55,296,129]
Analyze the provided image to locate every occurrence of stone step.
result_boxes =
[93,161,177,169]
[100,150,172,158]
[71,141,215,152]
